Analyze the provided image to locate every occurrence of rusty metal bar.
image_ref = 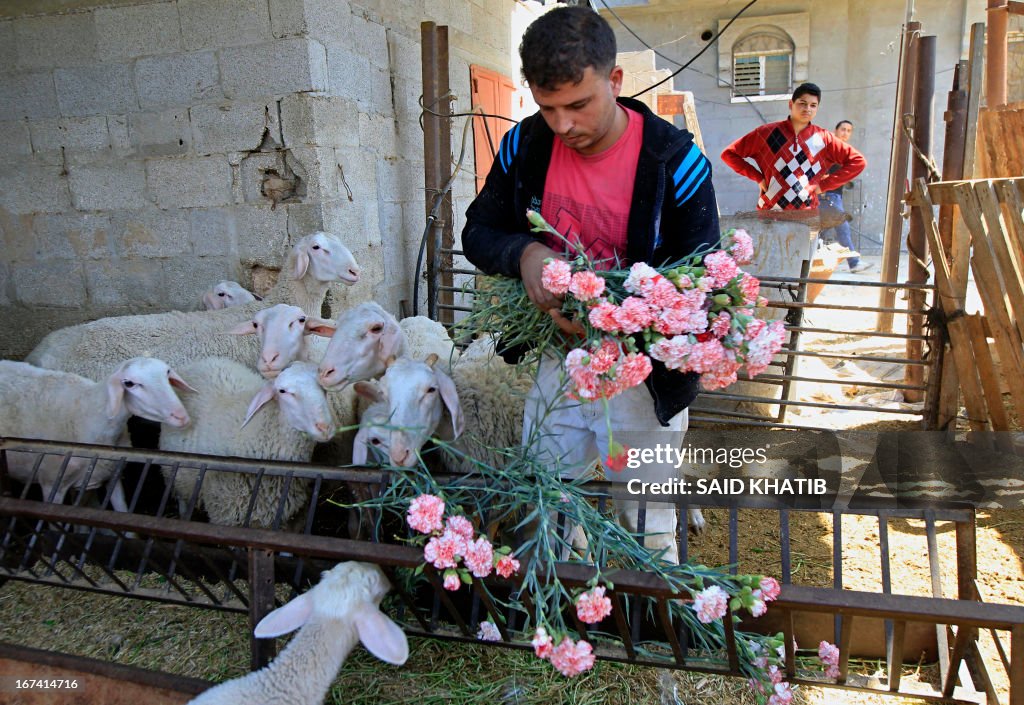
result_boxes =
[890,620,906,691]
[769,300,927,315]
[696,393,924,415]
[742,371,928,392]
[1011,624,1024,705]
[655,598,686,666]
[925,511,951,684]
[776,348,931,365]
[988,0,1009,108]
[610,591,636,660]
[779,509,791,583]
[249,547,277,670]
[837,614,855,684]
[943,625,978,697]
[760,275,935,290]
[786,326,931,341]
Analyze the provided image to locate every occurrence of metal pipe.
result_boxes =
[987,0,1009,108]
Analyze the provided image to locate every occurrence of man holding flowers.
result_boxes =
[461,6,721,561]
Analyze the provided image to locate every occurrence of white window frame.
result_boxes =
[731,48,792,103]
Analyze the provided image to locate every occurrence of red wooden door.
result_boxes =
[470,65,515,193]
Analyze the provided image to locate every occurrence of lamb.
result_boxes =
[317,303,458,390]
[25,231,359,381]
[187,561,408,705]
[0,358,193,511]
[159,357,334,528]
[223,303,335,379]
[201,280,261,310]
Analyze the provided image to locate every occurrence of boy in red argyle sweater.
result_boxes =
[721,83,865,210]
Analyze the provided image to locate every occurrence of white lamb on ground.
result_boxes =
[25,231,359,381]
[0,358,193,511]
[317,303,458,390]
[222,303,335,379]
[187,561,408,705]
[159,357,334,528]
[201,280,261,310]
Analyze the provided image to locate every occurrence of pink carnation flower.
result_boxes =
[616,352,652,390]
[575,586,613,624]
[739,272,761,305]
[423,529,466,569]
[588,300,621,332]
[692,585,729,623]
[444,515,474,542]
[532,626,553,659]
[614,296,656,333]
[549,637,596,677]
[477,621,501,641]
[463,536,494,578]
[442,569,461,591]
[703,250,741,288]
[819,640,840,678]
[728,229,755,264]
[760,576,781,602]
[541,258,571,295]
[749,590,768,617]
[407,494,444,534]
[710,312,731,338]
[494,554,520,578]
[623,262,659,294]
[638,275,680,306]
[699,356,741,391]
[744,320,787,378]
[568,270,606,301]
[768,681,794,705]
[648,335,692,371]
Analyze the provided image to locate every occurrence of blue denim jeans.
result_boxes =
[820,190,859,269]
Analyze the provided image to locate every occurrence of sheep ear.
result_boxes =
[225,320,258,336]
[254,592,315,638]
[353,380,383,403]
[106,371,126,419]
[353,606,409,665]
[435,370,464,438]
[304,317,336,337]
[253,293,264,301]
[378,321,403,361]
[352,427,370,465]
[294,245,311,280]
[202,291,220,310]
[425,353,439,368]
[168,369,198,393]
[243,383,276,428]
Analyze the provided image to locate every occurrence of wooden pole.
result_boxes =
[904,35,935,402]
[987,0,1009,108]
[877,22,921,332]
[421,22,454,325]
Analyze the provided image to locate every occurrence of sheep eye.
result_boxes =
[370,323,384,334]
[370,438,381,446]
[279,388,288,394]
[123,380,136,388]
[218,292,226,297]
[299,316,307,324]
[312,244,320,250]
[426,386,437,394]
[252,322,259,329]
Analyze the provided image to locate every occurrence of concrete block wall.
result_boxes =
[0,0,513,360]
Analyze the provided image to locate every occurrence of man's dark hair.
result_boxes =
[520,7,616,90]
[791,82,821,101]
[835,119,853,130]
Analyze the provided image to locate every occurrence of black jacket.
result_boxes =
[461,96,721,425]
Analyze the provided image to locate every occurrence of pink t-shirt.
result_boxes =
[540,106,642,269]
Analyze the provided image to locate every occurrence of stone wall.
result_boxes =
[0,0,511,360]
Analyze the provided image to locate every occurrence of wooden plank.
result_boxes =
[889,620,907,691]
[995,179,1024,273]
[1012,624,1024,705]
[963,23,986,179]
[965,315,1012,433]
[953,182,1024,420]
[975,180,1024,345]
[680,91,705,154]
[912,179,990,432]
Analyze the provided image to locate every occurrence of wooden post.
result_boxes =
[904,35,935,402]
[963,24,986,180]
[988,0,1009,108]
[878,22,921,332]
[421,22,454,325]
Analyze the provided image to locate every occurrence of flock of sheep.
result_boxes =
[1,230,531,531]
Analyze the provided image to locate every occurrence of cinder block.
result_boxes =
[375,200,401,248]
[107,114,131,154]
[0,119,33,156]
[269,0,352,41]
[179,0,272,51]
[285,202,326,243]
[129,109,191,157]
[29,115,110,157]
[220,38,328,100]
[386,30,421,82]
[190,207,239,257]
[14,13,95,69]
[285,147,339,202]
[136,51,221,110]
[325,40,374,106]
[369,68,394,117]
[32,213,115,260]
[146,156,233,209]
[161,255,240,310]
[334,146,378,204]
[374,156,408,205]
[0,23,15,70]
[0,71,59,120]
[321,199,369,251]
[235,204,289,263]
[191,102,271,155]
[0,160,71,214]
[55,63,137,117]
[358,111,397,157]
[12,259,86,307]
[279,94,359,149]
[345,13,388,69]
[84,258,165,308]
[69,161,148,211]
[94,3,182,61]
[239,150,287,204]
[0,262,10,307]
[109,208,191,258]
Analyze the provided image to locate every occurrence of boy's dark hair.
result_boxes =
[835,119,853,130]
[791,82,821,101]
[520,6,616,90]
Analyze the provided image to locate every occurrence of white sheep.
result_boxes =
[0,358,194,511]
[201,280,262,310]
[187,561,408,705]
[159,357,333,528]
[317,303,458,390]
[223,303,335,379]
[25,232,359,381]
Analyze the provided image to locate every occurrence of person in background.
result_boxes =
[720,83,865,213]
[819,120,871,273]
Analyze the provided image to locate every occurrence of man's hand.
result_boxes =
[520,241,565,312]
